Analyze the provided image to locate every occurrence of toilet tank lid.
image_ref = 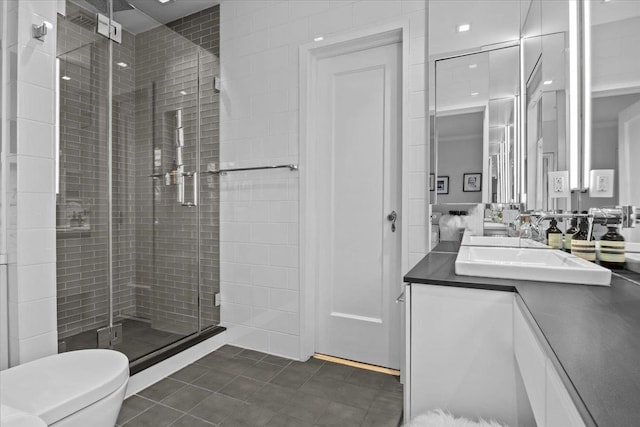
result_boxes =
[0,350,129,425]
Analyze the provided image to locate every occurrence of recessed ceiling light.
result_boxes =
[543,80,553,85]
[116,62,128,68]
[471,92,479,96]
[157,0,172,3]
[468,64,478,69]
[314,36,324,42]
[61,76,71,81]
[457,23,471,33]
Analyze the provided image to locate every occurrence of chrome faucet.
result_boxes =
[516,211,571,241]
[517,206,637,243]
[512,206,637,248]
[586,206,639,240]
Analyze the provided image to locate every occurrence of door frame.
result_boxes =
[299,21,410,361]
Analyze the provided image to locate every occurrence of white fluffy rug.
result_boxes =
[407,410,508,427]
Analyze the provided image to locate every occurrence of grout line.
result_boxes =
[168,413,217,427]
[313,353,400,376]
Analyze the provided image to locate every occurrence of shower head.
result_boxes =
[84,0,134,13]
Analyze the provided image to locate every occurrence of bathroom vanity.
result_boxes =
[403,243,640,427]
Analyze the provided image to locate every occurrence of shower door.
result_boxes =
[137,32,204,339]
[56,0,220,363]
[56,1,112,349]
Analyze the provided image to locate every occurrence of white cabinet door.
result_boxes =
[546,363,587,427]
[513,300,547,427]
[514,299,587,427]
[409,284,518,426]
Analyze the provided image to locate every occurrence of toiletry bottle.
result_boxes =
[546,219,563,249]
[519,216,532,242]
[571,218,596,262]
[598,225,625,269]
[170,161,178,185]
[564,215,579,252]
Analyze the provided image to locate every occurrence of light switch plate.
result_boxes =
[589,169,614,198]
[110,20,122,44]
[548,171,570,198]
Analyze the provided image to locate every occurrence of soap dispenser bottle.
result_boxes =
[546,219,563,249]
[571,217,596,262]
[598,225,625,269]
[564,214,579,252]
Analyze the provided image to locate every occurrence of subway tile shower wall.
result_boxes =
[56,3,220,340]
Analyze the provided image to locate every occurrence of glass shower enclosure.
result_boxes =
[55,0,221,370]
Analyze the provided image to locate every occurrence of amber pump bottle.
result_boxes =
[571,217,596,262]
[546,219,563,249]
[564,214,579,252]
[599,225,625,269]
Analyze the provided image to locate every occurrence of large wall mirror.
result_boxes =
[429,1,522,206]
[433,45,520,205]
[429,0,571,209]
[585,1,640,242]
[429,0,640,244]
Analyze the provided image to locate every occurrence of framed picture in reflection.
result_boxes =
[436,176,449,194]
[463,173,482,192]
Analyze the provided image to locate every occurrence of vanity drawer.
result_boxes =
[513,302,547,427]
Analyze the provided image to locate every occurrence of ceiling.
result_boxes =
[73,0,219,34]
[429,0,522,58]
[429,0,569,120]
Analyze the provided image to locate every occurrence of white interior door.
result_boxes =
[619,99,640,242]
[315,42,402,369]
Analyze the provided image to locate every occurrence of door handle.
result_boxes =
[387,210,397,232]
[180,171,198,207]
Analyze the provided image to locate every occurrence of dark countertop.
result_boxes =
[404,242,640,427]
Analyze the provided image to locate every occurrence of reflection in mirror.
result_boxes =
[585,1,640,243]
[434,45,520,205]
[523,31,569,211]
[429,0,522,210]
[429,0,572,212]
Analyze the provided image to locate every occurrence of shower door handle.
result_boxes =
[181,171,198,207]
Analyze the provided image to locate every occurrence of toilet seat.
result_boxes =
[0,350,129,425]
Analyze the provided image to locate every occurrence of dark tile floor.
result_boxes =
[61,319,185,361]
[117,345,404,427]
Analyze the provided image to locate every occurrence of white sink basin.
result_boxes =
[461,233,549,249]
[455,246,611,286]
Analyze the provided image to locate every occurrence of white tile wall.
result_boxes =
[220,0,427,360]
[3,0,58,367]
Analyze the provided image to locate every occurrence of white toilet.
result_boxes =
[0,349,129,427]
